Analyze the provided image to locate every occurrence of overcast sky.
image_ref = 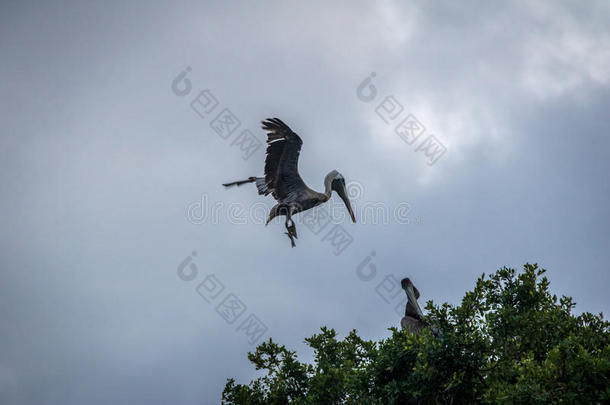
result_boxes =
[1,1,609,404]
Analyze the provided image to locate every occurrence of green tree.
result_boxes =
[222,264,610,404]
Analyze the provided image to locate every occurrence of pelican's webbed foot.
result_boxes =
[287,222,297,239]
[284,216,297,247]
[285,231,296,247]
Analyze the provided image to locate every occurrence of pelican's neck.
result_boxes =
[321,173,334,201]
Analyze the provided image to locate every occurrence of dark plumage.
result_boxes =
[400,278,441,337]
[223,118,356,247]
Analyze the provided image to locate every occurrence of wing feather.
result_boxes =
[261,118,305,201]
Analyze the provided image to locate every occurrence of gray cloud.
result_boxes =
[1,1,609,403]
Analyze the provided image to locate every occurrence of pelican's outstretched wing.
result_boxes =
[261,118,306,201]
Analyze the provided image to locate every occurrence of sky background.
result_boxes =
[1,0,609,404]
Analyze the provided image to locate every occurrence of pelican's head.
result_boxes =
[327,170,356,223]
[401,277,424,319]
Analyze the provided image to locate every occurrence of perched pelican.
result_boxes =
[401,278,441,337]
[223,118,356,247]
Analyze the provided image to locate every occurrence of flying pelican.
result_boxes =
[401,277,441,337]
[222,118,356,247]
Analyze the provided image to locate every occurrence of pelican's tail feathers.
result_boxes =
[222,177,258,188]
[222,177,272,196]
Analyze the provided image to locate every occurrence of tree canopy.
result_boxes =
[222,264,610,404]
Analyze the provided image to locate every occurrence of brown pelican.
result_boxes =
[223,118,356,247]
[401,278,441,337]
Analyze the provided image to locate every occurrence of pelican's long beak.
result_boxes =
[337,184,356,223]
[405,284,424,319]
